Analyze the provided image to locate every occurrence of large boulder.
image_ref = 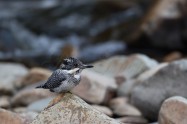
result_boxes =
[0,63,28,94]
[0,108,37,124]
[72,69,117,104]
[159,96,187,124]
[17,67,52,88]
[131,59,187,121]
[31,93,122,124]
[0,108,23,124]
[11,84,55,106]
[93,54,158,81]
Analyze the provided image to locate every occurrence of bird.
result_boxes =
[36,57,93,93]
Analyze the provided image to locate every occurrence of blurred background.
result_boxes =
[0,0,187,124]
[0,0,186,68]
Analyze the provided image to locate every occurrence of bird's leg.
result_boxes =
[45,93,65,110]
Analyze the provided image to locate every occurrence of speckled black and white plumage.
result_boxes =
[36,57,93,93]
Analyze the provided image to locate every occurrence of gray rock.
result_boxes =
[131,59,187,121]
[93,54,158,82]
[11,84,55,106]
[31,93,122,124]
[116,116,148,124]
[19,111,38,124]
[0,96,10,108]
[72,69,117,104]
[159,96,187,124]
[92,105,113,117]
[27,97,54,112]
[118,63,168,97]
[17,67,52,88]
[0,63,28,94]
[109,97,141,116]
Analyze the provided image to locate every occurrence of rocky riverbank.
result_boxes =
[1,54,187,124]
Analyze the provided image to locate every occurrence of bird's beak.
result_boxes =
[81,64,94,69]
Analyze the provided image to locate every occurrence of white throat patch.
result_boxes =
[64,68,80,74]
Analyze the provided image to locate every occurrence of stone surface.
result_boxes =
[92,105,113,117]
[19,111,38,124]
[0,96,10,108]
[109,97,141,116]
[163,51,183,62]
[159,96,187,124]
[31,93,122,124]
[27,97,54,112]
[93,54,158,81]
[116,116,148,124]
[0,108,23,124]
[118,63,168,97]
[72,69,117,104]
[0,63,28,94]
[11,84,55,106]
[131,59,187,121]
[17,68,52,87]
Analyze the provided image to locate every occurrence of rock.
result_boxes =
[0,96,10,108]
[141,0,187,49]
[19,111,38,124]
[13,107,27,113]
[109,97,141,116]
[17,68,52,87]
[116,116,148,124]
[131,59,187,121]
[93,54,158,82]
[0,108,23,124]
[0,63,28,94]
[92,105,113,117]
[118,63,168,97]
[72,69,117,104]
[163,51,182,62]
[31,93,122,124]
[27,97,54,112]
[117,79,137,97]
[159,96,187,124]
[11,84,55,106]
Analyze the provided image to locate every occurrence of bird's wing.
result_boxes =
[43,69,66,89]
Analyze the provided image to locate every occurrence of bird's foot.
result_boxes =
[45,93,65,110]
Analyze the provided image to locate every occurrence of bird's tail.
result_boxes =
[36,85,44,88]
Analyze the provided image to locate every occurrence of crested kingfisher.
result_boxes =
[36,57,93,93]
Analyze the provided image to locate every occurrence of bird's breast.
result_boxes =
[74,74,81,80]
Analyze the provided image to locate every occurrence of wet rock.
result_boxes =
[17,68,52,88]
[0,96,10,108]
[0,63,28,94]
[116,116,148,124]
[92,105,113,117]
[11,84,55,106]
[31,93,121,124]
[109,97,141,116]
[72,69,117,104]
[131,59,187,121]
[27,97,54,112]
[93,54,158,82]
[159,96,187,124]
[0,108,23,124]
